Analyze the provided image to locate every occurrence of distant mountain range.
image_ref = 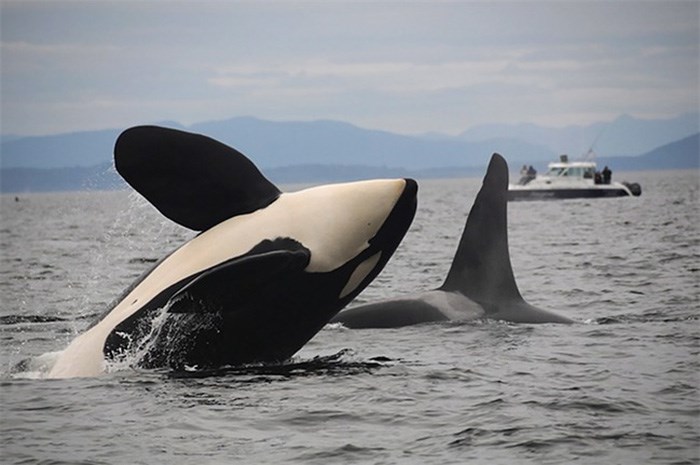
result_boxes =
[457,112,699,157]
[597,133,699,171]
[1,113,698,193]
[0,118,551,170]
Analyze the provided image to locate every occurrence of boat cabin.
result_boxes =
[518,155,611,186]
[509,155,641,200]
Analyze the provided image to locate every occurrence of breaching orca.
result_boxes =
[48,126,417,378]
[331,153,573,328]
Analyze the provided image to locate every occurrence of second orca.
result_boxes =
[331,153,573,328]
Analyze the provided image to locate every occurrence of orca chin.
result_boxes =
[47,126,417,378]
[331,153,573,329]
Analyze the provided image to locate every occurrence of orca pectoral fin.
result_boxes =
[167,240,310,314]
[114,126,281,231]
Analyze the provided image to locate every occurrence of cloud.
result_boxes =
[1,40,121,74]
[0,1,697,136]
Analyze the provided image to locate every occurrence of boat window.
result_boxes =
[547,167,564,176]
[569,167,583,178]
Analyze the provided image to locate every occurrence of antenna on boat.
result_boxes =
[583,147,597,162]
[583,123,608,161]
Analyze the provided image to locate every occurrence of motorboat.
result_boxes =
[508,155,642,201]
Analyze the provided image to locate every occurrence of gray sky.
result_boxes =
[1,0,698,136]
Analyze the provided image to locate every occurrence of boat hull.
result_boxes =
[507,187,631,201]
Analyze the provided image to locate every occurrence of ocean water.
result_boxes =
[1,170,698,464]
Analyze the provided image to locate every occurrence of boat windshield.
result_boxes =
[545,166,596,178]
[547,167,565,176]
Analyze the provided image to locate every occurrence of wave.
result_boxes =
[165,349,393,380]
[0,314,67,325]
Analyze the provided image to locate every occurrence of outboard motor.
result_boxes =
[623,182,642,196]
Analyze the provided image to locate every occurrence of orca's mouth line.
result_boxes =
[368,178,418,251]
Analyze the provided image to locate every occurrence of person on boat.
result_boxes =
[602,166,612,184]
[518,165,526,184]
[518,164,534,185]
[526,165,537,182]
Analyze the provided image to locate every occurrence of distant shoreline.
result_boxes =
[1,164,696,195]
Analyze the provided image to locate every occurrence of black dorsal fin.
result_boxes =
[114,126,281,231]
[440,153,523,302]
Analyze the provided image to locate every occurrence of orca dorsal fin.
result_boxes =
[114,126,281,231]
[440,153,523,303]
